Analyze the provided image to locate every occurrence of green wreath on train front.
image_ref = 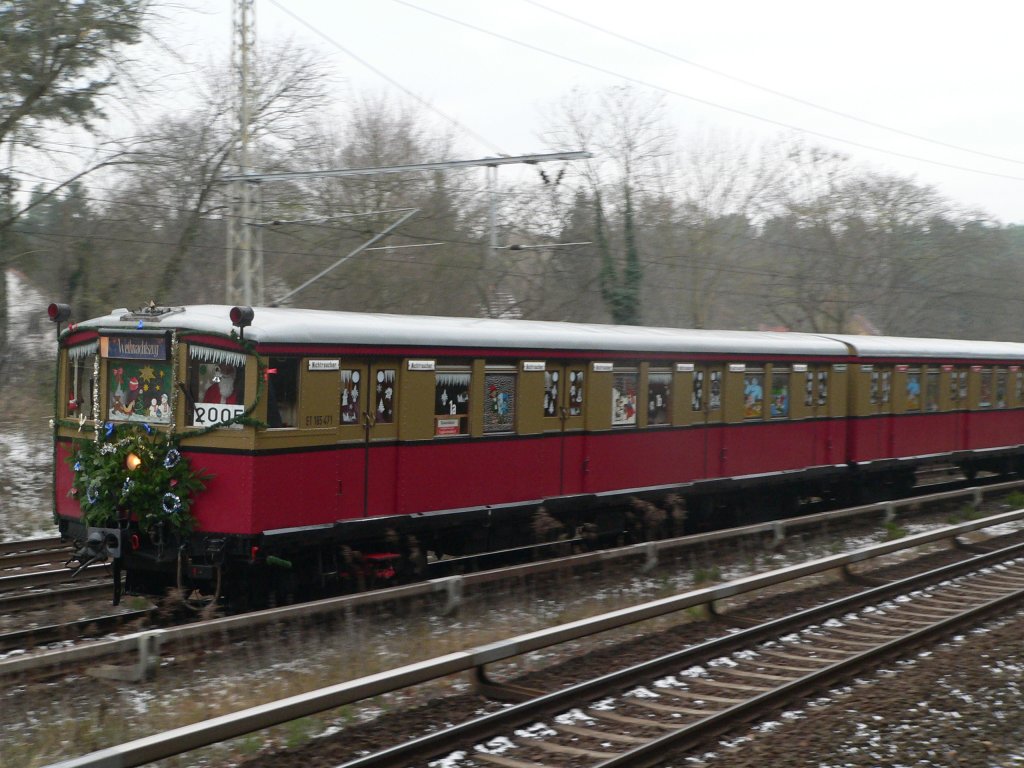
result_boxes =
[68,424,210,536]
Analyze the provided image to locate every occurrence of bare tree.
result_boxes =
[540,85,674,325]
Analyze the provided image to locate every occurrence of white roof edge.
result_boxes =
[819,333,1024,361]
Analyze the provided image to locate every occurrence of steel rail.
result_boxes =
[334,539,1024,768]
[0,563,108,592]
[0,608,155,652]
[39,515,1024,768]
[0,537,64,556]
[595,569,1024,767]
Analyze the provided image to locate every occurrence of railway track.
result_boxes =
[343,540,1024,768]
[37,506,1024,768]
[0,536,148,654]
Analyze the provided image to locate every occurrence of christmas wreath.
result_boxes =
[68,423,210,535]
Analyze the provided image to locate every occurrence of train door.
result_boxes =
[868,365,893,458]
[800,365,832,465]
[950,366,969,449]
[336,361,400,519]
[695,365,724,478]
[542,363,586,495]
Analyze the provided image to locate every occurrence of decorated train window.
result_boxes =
[769,369,789,418]
[373,369,396,424]
[979,367,993,408]
[267,356,299,428]
[744,370,764,419]
[66,342,97,419]
[926,368,940,411]
[102,334,173,425]
[996,368,1007,408]
[188,345,247,427]
[805,368,828,408]
[612,370,638,426]
[871,368,892,406]
[543,368,559,418]
[340,369,361,425]
[483,371,516,434]
[906,369,921,412]
[949,366,967,403]
[692,370,704,411]
[709,369,722,411]
[647,371,671,425]
[568,369,584,416]
[435,370,470,436]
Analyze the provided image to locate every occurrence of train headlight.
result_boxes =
[126,453,142,471]
[230,306,254,338]
[47,303,71,323]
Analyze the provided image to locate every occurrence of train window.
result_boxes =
[188,346,247,427]
[769,369,789,418]
[958,370,968,402]
[817,369,828,406]
[543,369,559,418]
[996,369,1008,408]
[435,370,470,436]
[906,369,921,412]
[483,371,516,434]
[744,370,764,419]
[267,357,299,428]
[66,344,97,419]
[926,368,940,411]
[568,369,584,416]
[612,370,638,426]
[804,371,814,407]
[979,368,993,408]
[373,369,396,424]
[108,357,174,425]
[871,369,892,405]
[948,368,959,403]
[647,370,671,425]
[692,370,704,411]
[340,369,362,425]
[1017,370,1024,404]
[709,369,722,411]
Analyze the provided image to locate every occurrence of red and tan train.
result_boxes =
[49,303,1024,603]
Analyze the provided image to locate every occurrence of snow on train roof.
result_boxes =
[78,305,847,356]
[821,334,1024,361]
[77,306,1024,360]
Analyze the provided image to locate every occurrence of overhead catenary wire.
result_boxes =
[390,0,1024,185]
[520,0,1024,169]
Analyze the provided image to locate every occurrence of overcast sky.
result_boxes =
[162,0,1024,224]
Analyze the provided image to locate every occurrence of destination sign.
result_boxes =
[102,334,169,360]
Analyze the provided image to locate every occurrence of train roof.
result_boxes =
[821,334,1024,361]
[74,305,848,357]
[69,305,1024,361]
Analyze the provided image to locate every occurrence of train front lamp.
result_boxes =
[47,302,71,334]
[230,306,254,338]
